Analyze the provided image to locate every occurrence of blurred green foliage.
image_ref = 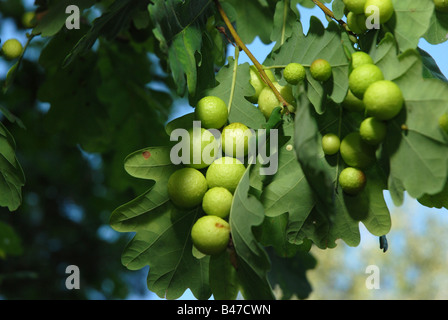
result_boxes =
[0,0,174,299]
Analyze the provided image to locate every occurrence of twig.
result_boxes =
[312,0,357,37]
[213,0,290,109]
[216,26,236,47]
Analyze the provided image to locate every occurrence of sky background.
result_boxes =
[1,1,447,300]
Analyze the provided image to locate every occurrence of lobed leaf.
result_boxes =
[267,244,316,300]
[261,116,315,246]
[424,7,448,44]
[294,95,390,247]
[32,0,93,37]
[0,122,25,212]
[270,0,300,50]
[230,164,274,300]
[205,57,267,129]
[121,203,211,300]
[267,18,350,114]
[386,0,434,51]
[63,0,148,66]
[223,0,276,44]
[148,0,214,97]
[110,146,177,232]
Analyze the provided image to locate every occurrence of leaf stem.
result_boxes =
[280,0,289,46]
[214,0,290,109]
[228,46,239,114]
[334,105,343,193]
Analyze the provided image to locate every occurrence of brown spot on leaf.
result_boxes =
[142,151,151,159]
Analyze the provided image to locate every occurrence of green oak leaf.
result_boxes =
[224,0,276,44]
[148,0,214,97]
[270,0,300,50]
[63,0,147,67]
[417,179,448,209]
[368,36,448,205]
[255,213,302,258]
[424,6,448,44]
[209,250,239,300]
[165,112,195,136]
[230,164,274,300]
[110,145,211,299]
[32,0,93,37]
[385,0,434,51]
[296,0,332,9]
[0,221,23,258]
[110,146,176,232]
[120,202,211,300]
[418,47,448,82]
[0,122,25,212]
[205,57,267,129]
[260,117,316,246]
[294,96,390,248]
[332,0,346,20]
[266,18,350,114]
[267,244,316,300]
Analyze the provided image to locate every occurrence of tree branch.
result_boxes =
[213,0,290,109]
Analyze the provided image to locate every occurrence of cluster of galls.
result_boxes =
[321,51,404,195]
[167,95,254,256]
[343,0,394,36]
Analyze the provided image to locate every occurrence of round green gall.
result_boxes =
[434,0,448,13]
[247,65,277,103]
[340,132,376,168]
[202,187,233,219]
[364,0,394,24]
[339,167,367,195]
[221,122,253,158]
[350,51,374,72]
[310,59,332,82]
[283,62,306,85]
[359,117,387,145]
[195,96,228,129]
[167,168,208,209]
[438,113,448,134]
[322,133,341,155]
[347,11,368,35]
[1,39,23,60]
[342,89,365,113]
[363,80,404,120]
[343,0,367,14]
[348,63,384,99]
[22,12,37,28]
[191,215,230,255]
[257,82,295,120]
[206,157,246,193]
[185,127,218,169]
